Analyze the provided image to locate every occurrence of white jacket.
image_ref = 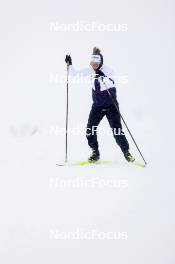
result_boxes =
[69,64,116,91]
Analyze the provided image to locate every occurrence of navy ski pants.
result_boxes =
[86,103,129,153]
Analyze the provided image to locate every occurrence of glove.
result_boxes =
[65,55,72,65]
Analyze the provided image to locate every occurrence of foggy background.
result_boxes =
[0,0,175,263]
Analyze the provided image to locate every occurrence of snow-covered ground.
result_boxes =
[0,0,175,263]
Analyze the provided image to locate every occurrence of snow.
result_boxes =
[0,0,175,263]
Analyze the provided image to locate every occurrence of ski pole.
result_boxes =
[65,63,69,163]
[99,76,147,166]
[106,89,147,166]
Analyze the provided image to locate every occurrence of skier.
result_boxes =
[65,47,135,163]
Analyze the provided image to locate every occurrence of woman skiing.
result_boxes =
[65,47,135,163]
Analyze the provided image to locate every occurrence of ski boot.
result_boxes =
[123,150,135,162]
[88,148,100,163]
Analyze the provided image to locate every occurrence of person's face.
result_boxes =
[90,62,100,70]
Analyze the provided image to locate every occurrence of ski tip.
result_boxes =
[133,161,146,168]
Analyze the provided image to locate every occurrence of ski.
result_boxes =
[56,160,112,167]
[56,160,146,167]
[73,160,112,166]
